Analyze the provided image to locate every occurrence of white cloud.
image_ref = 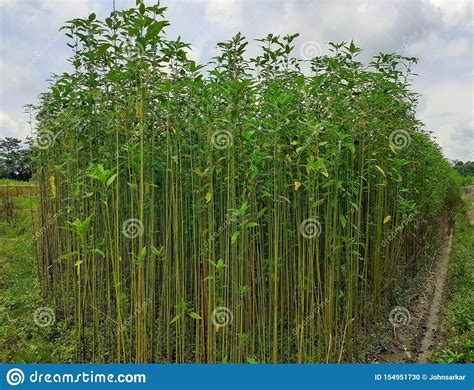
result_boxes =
[418,82,473,160]
[0,0,473,161]
[203,0,243,30]
[428,0,473,25]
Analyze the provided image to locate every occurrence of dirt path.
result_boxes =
[377,225,454,363]
[417,230,453,362]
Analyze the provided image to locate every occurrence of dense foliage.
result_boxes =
[33,2,460,363]
[453,160,474,177]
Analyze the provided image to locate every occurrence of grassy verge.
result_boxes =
[0,195,73,363]
[0,179,35,186]
[430,187,474,363]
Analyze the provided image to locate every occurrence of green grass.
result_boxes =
[430,194,474,363]
[0,179,35,186]
[460,176,474,187]
[0,196,74,363]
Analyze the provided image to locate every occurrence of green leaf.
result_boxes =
[189,312,202,320]
[96,44,110,58]
[216,258,226,269]
[339,214,347,228]
[239,202,248,215]
[151,245,164,258]
[145,21,169,41]
[231,231,240,244]
[106,173,117,187]
[58,251,79,260]
[313,199,325,207]
[93,249,106,258]
[170,314,181,324]
[137,246,147,262]
[244,222,259,228]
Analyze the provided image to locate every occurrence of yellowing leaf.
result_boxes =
[135,101,143,118]
[205,192,212,203]
[290,140,298,145]
[389,144,397,154]
[321,166,329,178]
[375,165,385,177]
[214,323,220,332]
[294,180,302,191]
[383,215,392,224]
[49,175,57,198]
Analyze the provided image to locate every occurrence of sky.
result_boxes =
[0,0,472,161]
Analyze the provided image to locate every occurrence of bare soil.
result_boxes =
[377,224,454,363]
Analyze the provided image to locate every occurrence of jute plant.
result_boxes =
[32,2,460,363]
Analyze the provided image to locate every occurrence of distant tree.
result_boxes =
[452,160,474,177]
[0,137,32,181]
